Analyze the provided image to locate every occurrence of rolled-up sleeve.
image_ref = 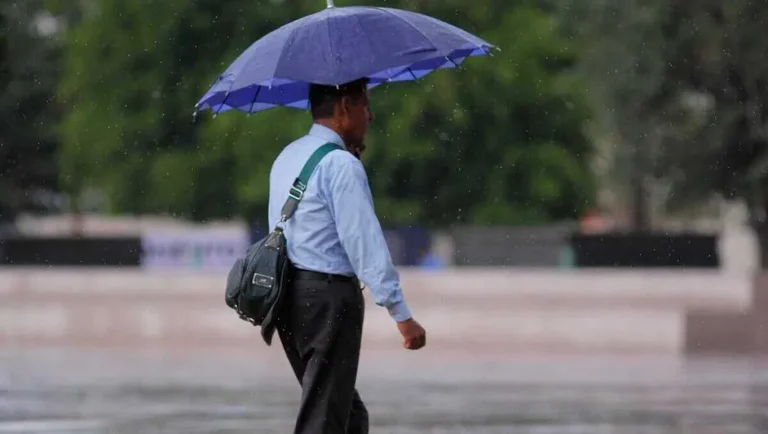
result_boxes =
[327,157,412,322]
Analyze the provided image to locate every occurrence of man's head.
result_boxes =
[309,78,374,158]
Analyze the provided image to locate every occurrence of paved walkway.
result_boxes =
[2,349,768,433]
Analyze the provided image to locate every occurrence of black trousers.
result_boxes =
[277,273,369,434]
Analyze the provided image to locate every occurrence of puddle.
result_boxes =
[1,350,767,433]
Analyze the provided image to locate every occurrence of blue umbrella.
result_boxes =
[195,1,495,115]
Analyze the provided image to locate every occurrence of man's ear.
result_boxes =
[340,96,355,117]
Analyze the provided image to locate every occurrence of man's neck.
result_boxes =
[312,119,362,159]
[313,119,344,140]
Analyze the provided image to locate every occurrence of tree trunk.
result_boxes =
[748,178,768,269]
[629,147,651,231]
[754,220,768,269]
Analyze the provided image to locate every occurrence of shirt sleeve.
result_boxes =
[326,157,412,322]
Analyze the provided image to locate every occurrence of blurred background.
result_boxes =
[3,0,768,433]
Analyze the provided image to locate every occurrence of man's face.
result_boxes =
[340,91,374,158]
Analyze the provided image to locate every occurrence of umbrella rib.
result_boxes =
[248,85,263,114]
[407,68,418,81]
[373,7,437,50]
[352,13,382,82]
[215,92,231,115]
[324,9,338,82]
[232,25,303,94]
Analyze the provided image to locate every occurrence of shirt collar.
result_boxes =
[308,123,346,149]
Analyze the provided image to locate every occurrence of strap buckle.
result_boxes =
[288,185,304,201]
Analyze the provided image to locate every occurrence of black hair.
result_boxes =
[308,78,369,119]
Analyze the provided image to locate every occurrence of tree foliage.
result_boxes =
[557,0,768,244]
[655,1,768,209]
[0,1,62,221]
[56,0,596,227]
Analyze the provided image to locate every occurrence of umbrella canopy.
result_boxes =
[195,4,495,115]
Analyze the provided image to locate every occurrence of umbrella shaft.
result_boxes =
[326,0,334,7]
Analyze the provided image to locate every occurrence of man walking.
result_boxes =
[268,78,427,434]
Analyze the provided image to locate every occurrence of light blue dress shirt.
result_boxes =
[268,124,412,322]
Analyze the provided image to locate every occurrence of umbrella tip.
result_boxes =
[326,0,334,8]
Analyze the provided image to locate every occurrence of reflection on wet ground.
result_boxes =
[1,350,768,433]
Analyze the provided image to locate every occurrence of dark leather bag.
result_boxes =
[224,142,341,345]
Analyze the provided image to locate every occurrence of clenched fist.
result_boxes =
[396,318,426,350]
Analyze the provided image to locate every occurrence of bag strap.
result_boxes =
[279,142,342,224]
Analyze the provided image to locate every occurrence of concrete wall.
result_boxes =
[0,268,754,356]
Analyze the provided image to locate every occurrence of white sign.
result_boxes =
[141,231,250,270]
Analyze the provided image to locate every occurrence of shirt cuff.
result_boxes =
[387,300,412,323]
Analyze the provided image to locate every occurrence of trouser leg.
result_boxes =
[347,390,369,434]
[278,278,367,434]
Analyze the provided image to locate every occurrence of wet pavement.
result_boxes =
[1,350,768,433]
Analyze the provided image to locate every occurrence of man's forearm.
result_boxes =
[366,278,412,322]
[386,299,412,322]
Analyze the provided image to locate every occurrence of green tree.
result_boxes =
[653,1,768,265]
[58,0,317,221]
[559,0,768,264]
[0,1,62,222]
[555,0,679,230]
[361,4,594,226]
[58,0,595,227]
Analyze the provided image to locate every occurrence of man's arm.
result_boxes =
[327,156,412,322]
